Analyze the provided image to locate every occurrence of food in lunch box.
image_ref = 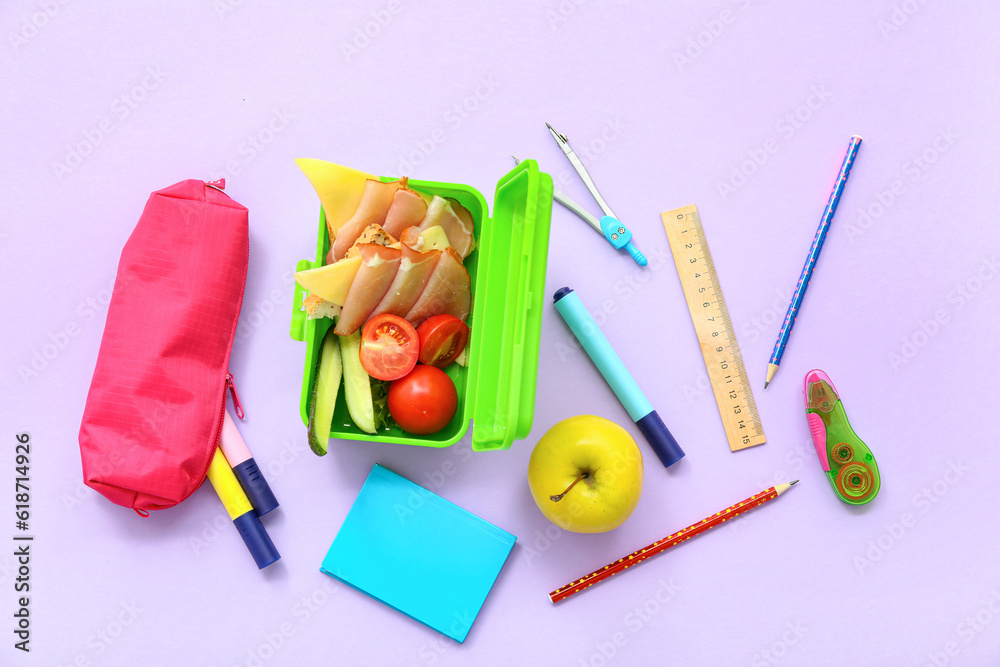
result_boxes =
[401,247,470,328]
[295,168,474,336]
[416,315,469,369]
[344,223,396,259]
[400,225,450,253]
[295,158,372,238]
[338,329,378,434]
[382,185,430,238]
[417,196,476,258]
[330,178,404,261]
[334,244,403,336]
[388,365,458,435]
[294,255,362,305]
[371,245,441,319]
[308,328,342,455]
[298,160,477,445]
[301,293,342,321]
[359,314,419,382]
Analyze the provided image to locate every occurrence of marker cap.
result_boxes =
[233,458,279,516]
[233,511,281,569]
[636,410,685,467]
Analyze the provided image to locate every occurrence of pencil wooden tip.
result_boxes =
[764,363,779,388]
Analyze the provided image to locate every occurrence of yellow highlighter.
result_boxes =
[206,448,280,569]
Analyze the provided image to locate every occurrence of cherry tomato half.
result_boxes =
[416,314,470,368]
[359,314,419,381]
[388,365,458,435]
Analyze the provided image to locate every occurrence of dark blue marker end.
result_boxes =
[553,287,574,303]
[233,458,279,516]
[636,411,685,467]
[233,511,281,570]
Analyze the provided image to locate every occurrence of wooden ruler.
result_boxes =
[661,205,765,452]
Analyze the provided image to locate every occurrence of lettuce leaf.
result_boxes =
[371,377,395,431]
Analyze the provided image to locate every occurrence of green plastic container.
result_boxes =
[290,160,553,451]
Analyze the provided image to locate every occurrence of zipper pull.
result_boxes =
[226,371,245,419]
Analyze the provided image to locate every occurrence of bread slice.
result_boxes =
[345,223,397,259]
[302,294,342,320]
[326,223,398,265]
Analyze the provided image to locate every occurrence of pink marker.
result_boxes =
[220,409,279,516]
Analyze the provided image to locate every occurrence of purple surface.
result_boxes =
[2,1,998,665]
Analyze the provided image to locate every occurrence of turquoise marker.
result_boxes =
[553,287,684,467]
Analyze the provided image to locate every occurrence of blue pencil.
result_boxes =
[765,136,863,388]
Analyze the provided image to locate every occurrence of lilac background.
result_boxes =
[2,1,999,665]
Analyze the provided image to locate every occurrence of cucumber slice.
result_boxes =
[339,330,376,434]
[307,328,343,455]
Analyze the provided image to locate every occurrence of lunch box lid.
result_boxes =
[467,159,553,451]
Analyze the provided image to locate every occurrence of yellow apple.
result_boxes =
[527,415,643,533]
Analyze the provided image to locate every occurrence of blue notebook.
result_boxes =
[320,464,516,643]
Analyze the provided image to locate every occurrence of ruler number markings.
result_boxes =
[662,205,765,451]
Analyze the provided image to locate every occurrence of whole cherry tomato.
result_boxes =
[388,365,458,435]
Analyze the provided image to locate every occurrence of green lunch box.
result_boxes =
[290,160,553,451]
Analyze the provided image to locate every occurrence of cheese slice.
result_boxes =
[419,225,451,251]
[295,159,376,237]
[294,256,363,306]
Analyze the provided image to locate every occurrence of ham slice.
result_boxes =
[334,244,402,335]
[326,223,395,265]
[371,245,441,319]
[330,179,403,262]
[418,197,476,258]
[404,248,471,327]
[382,187,428,238]
[452,199,476,234]
[399,226,422,250]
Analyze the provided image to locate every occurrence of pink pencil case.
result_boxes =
[78,179,249,513]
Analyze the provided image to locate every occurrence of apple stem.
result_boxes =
[550,473,589,502]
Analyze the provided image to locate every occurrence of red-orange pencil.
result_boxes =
[549,481,798,604]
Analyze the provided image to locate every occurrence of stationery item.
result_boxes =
[552,287,684,467]
[549,481,798,603]
[765,136,863,388]
[513,154,642,266]
[79,178,249,512]
[661,205,765,452]
[542,124,647,266]
[320,464,516,643]
[804,369,880,504]
[205,448,280,569]
[219,406,279,516]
